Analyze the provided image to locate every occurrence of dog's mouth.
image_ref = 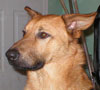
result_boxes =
[6,48,45,71]
[8,60,45,71]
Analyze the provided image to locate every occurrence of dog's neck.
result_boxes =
[25,42,93,90]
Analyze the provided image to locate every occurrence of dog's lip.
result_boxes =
[8,60,45,71]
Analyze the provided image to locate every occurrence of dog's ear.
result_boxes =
[62,12,97,38]
[24,6,42,18]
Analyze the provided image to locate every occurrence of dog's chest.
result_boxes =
[25,67,68,90]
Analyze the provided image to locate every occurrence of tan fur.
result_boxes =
[9,7,97,90]
[25,42,92,90]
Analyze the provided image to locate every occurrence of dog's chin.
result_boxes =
[8,60,45,71]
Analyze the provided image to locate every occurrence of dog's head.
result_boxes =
[6,7,96,71]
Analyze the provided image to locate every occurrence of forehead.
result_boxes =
[25,15,64,31]
[25,14,68,42]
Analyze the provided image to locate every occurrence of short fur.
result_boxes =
[6,7,97,90]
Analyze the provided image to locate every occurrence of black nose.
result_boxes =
[6,49,20,61]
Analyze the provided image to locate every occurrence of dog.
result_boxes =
[6,6,96,90]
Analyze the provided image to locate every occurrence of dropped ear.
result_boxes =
[24,6,42,18]
[62,12,97,38]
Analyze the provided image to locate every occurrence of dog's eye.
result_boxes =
[37,32,50,39]
[22,30,26,36]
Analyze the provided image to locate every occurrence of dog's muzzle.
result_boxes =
[5,49,45,71]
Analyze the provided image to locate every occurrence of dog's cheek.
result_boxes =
[42,40,63,63]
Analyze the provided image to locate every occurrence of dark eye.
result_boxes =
[22,30,26,36]
[37,32,50,39]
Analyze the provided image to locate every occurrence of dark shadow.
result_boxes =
[84,25,94,36]
[14,68,27,76]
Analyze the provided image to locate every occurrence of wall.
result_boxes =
[48,0,100,57]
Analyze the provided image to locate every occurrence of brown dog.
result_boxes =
[6,7,96,90]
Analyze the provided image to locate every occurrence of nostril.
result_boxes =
[6,49,20,61]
